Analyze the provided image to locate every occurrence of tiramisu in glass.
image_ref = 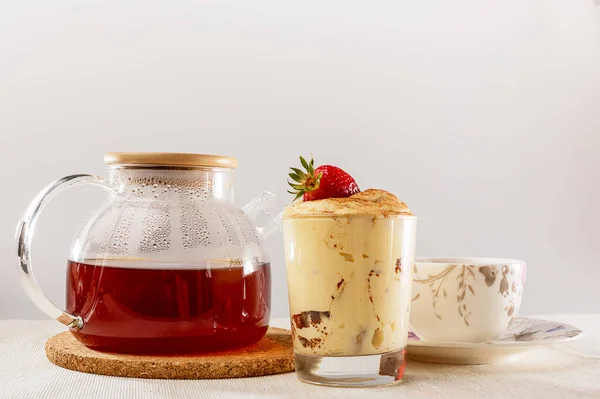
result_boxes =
[284,157,417,386]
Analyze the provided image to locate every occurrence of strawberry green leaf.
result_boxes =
[300,156,309,170]
[290,167,306,177]
[288,173,303,182]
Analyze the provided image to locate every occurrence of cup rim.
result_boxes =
[415,257,525,266]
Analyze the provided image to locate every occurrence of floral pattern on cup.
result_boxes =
[410,258,526,343]
[413,263,525,327]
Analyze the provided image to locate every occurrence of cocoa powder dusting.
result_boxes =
[395,259,402,274]
[298,336,322,349]
[292,311,331,329]
[355,327,367,347]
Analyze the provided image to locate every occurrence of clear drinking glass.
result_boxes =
[282,212,417,387]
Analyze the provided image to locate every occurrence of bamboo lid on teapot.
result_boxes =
[104,152,238,169]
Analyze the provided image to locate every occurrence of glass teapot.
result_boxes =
[15,152,284,354]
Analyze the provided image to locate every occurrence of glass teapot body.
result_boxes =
[16,153,280,354]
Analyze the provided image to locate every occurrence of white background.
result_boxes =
[1,1,599,320]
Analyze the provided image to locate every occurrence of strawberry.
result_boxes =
[287,156,360,201]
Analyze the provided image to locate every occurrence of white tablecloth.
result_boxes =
[0,315,599,399]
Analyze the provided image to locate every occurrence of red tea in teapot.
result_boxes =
[66,259,271,354]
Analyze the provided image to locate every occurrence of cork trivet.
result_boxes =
[45,328,294,379]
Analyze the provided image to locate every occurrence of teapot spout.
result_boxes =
[242,191,286,240]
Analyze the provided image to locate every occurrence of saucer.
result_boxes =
[407,316,583,364]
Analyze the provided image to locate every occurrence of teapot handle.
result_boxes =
[242,191,286,240]
[15,174,114,329]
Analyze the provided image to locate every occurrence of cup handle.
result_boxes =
[15,174,114,329]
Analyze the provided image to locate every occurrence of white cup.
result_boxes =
[410,258,526,343]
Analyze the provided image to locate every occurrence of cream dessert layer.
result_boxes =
[283,190,417,356]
